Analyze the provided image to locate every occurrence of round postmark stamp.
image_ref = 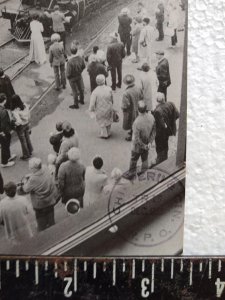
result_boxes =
[106,166,185,249]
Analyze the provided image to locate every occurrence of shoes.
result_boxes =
[137,67,142,71]
[116,83,121,88]
[69,105,79,109]
[8,154,17,162]
[20,156,30,160]
[156,38,163,41]
[1,161,15,168]
[79,100,84,105]
[62,85,66,89]
[132,59,138,63]
[111,86,116,91]
[54,87,60,91]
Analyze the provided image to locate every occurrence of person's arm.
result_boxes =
[44,11,51,18]
[149,121,156,144]
[132,122,147,149]
[81,58,86,71]
[0,172,4,194]
[23,176,35,194]
[57,165,65,194]
[106,47,112,66]
[49,47,53,65]
[66,61,72,79]
[89,91,97,112]
[121,44,126,59]
[121,93,130,111]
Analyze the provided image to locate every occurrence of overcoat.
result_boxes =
[121,84,143,130]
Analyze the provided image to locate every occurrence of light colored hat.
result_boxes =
[51,33,60,42]
[65,199,80,215]
[96,50,106,62]
[89,54,98,63]
[156,92,165,103]
[111,168,123,180]
[68,147,80,162]
[62,121,72,132]
[121,7,129,15]
[96,74,105,85]
[123,74,135,85]
[54,5,59,10]
[29,157,42,171]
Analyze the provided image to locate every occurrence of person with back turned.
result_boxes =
[66,44,86,109]
[118,7,132,56]
[128,101,155,178]
[153,93,179,164]
[106,32,125,91]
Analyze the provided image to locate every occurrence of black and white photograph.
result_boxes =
[0,0,186,256]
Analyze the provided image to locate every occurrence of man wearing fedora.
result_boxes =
[155,50,171,101]
[153,92,179,164]
[107,32,125,91]
[118,8,132,56]
[128,101,155,178]
[121,74,143,141]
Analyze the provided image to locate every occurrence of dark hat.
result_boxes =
[62,121,72,132]
[123,74,135,85]
[56,121,63,131]
[141,62,150,72]
[155,50,164,55]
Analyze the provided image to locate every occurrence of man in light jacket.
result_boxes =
[23,158,58,232]
[49,33,66,91]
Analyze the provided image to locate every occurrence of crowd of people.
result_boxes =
[0,0,183,245]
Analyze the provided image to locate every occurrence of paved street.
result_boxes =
[0,0,185,254]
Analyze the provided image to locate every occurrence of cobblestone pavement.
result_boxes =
[0,0,185,253]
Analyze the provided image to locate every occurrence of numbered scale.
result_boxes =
[0,257,225,299]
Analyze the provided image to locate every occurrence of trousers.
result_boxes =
[53,64,66,89]
[110,62,122,90]
[0,133,11,165]
[16,124,33,157]
[35,206,55,232]
[155,132,169,164]
[129,149,149,176]
[120,33,131,56]
[69,77,84,105]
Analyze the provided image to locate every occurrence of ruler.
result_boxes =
[0,257,225,299]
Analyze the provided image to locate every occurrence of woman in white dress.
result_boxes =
[29,14,46,65]
[138,17,154,67]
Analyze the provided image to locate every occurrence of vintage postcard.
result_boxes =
[0,0,186,257]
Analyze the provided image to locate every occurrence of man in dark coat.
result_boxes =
[153,92,179,164]
[118,8,132,56]
[66,44,86,109]
[155,2,165,41]
[87,57,108,93]
[107,32,125,91]
[128,101,155,178]
[0,93,16,167]
[0,68,15,109]
[155,50,171,101]
[121,74,143,141]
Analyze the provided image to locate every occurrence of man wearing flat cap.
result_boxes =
[118,8,132,56]
[121,74,143,141]
[107,32,125,91]
[155,50,171,101]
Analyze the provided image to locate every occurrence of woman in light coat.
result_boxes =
[89,74,113,139]
[167,0,179,46]
[84,156,108,207]
[131,16,142,63]
[29,14,46,65]
[138,17,154,66]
